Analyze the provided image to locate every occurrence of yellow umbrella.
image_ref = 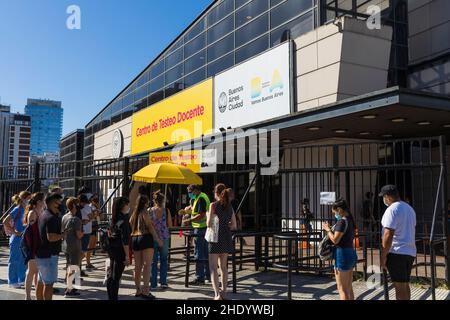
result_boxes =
[132,162,202,185]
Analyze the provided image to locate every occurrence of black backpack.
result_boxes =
[20,223,38,264]
[319,217,348,261]
[99,220,124,258]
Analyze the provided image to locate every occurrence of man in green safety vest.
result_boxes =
[184,184,211,285]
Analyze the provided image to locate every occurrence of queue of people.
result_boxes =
[2,182,418,301]
[322,184,417,301]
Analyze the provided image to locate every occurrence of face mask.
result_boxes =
[123,207,130,215]
[61,193,66,199]
[334,213,341,220]
[188,192,195,200]
[85,193,93,200]
[383,199,390,207]
[23,200,30,206]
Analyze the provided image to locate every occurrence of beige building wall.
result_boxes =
[294,16,393,111]
[94,116,132,160]
[408,0,450,95]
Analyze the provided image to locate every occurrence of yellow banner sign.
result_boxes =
[131,79,213,155]
[149,150,201,173]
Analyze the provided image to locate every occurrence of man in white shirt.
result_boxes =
[380,185,416,300]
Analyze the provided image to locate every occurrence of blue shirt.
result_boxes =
[10,206,25,233]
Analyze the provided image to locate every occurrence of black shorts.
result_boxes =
[386,253,415,283]
[132,234,154,251]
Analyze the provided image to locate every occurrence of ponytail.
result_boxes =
[11,194,21,206]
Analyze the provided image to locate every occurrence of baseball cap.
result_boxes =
[378,185,399,197]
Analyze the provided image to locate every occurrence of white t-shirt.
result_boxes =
[81,204,93,234]
[381,201,416,257]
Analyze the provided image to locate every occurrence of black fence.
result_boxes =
[0,136,448,295]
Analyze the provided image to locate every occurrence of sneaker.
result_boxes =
[160,284,169,290]
[9,283,21,289]
[86,264,96,270]
[80,271,88,277]
[141,293,156,300]
[53,288,60,294]
[189,279,205,286]
[65,289,81,297]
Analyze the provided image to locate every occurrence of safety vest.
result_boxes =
[191,192,210,229]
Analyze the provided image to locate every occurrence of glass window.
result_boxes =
[236,0,269,27]
[150,60,164,79]
[165,63,184,85]
[270,0,313,29]
[111,112,122,125]
[167,38,184,55]
[235,13,268,47]
[184,67,206,89]
[207,53,234,77]
[165,47,183,70]
[136,70,149,87]
[208,0,234,27]
[134,98,148,112]
[185,18,206,42]
[270,0,284,7]
[135,84,147,101]
[121,105,133,119]
[207,15,234,44]
[148,75,164,94]
[270,11,313,46]
[207,33,234,62]
[148,89,164,106]
[184,32,206,58]
[123,93,134,108]
[111,99,122,114]
[164,81,184,99]
[235,0,250,9]
[185,50,206,74]
[235,34,268,64]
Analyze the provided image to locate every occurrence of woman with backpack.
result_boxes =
[207,184,237,300]
[4,191,32,288]
[322,198,357,300]
[150,190,172,290]
[106,197,131,300]
[129,195,163,300]
[22,192,45,300]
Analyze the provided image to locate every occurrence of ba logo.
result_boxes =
[218,92,227,113]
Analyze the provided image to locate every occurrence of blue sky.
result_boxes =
[0,0,212,136]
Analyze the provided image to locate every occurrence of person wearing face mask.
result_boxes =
[379,185,416,300]
[61,197,83,297]
[184,184,211,285]
[4,191,32,288]
[23,192,46,300]
[105,197,131,300]
[35,192,64,300]
[50,186,66,218]
[322,198,357,300]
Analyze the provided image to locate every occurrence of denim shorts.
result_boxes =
[334,247,357,272]
[36,255,59,285]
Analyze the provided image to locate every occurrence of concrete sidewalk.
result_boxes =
[0,248,449,300]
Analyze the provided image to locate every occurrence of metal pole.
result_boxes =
[34,162,41,193]
[439,136,449,287]
[383,269,389,300]
[122,157,130,197]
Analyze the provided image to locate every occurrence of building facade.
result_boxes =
[0,104,11,167]
[25,98,63,156]
[8,114,31,166]
[82,0,449,241]
[59,129,85,196]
